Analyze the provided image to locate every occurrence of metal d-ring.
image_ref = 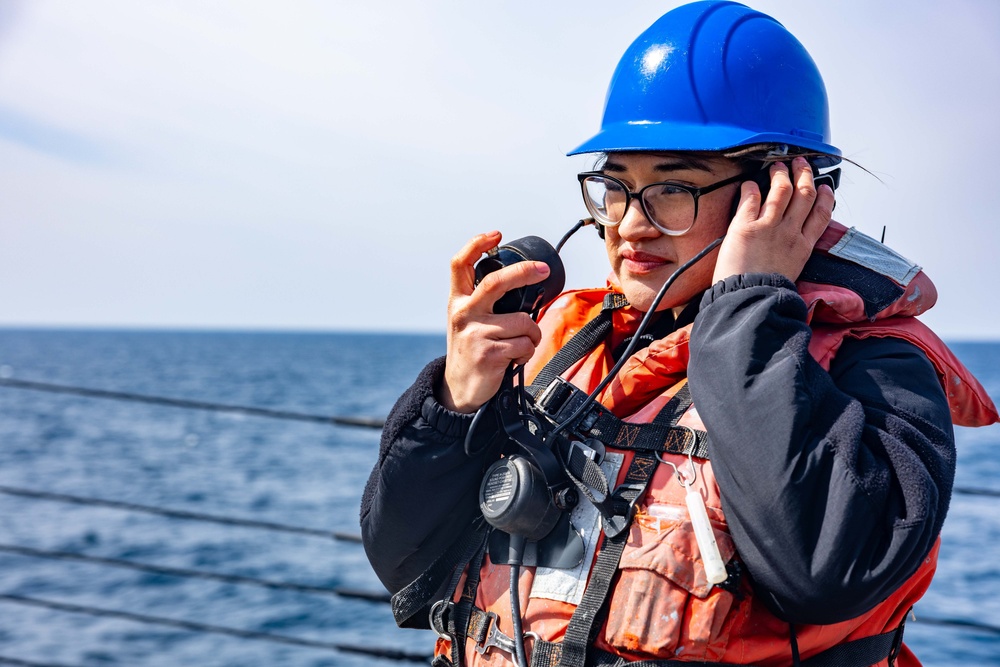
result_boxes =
[429,599,451,640]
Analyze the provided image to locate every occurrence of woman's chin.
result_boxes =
[620,286,678,313]
[619,275,705,314]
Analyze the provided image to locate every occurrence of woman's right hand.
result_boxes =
[439,231,550,413]
[713,157,834,284]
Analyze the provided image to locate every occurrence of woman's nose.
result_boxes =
[617,198,661,240]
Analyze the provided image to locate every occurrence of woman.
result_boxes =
[361,2,998,665]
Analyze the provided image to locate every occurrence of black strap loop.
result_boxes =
[390,520,488,629]
[536,378,707,459]
[554,382,698,538]
[553,450,660,667]
[446,538,489,667]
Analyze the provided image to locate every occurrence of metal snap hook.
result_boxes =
[655,426,698,487]
[656,453,690,487]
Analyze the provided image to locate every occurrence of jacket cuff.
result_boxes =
[413,356,477,439]
[421,394,476,440]
[701,272,797,308]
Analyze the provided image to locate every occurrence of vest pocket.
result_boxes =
[604,503,738,661]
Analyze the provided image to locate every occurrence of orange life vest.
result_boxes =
[435,222,998,666]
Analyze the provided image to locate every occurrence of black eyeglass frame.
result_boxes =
[577,169,756,237]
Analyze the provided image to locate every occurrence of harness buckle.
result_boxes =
[536,377,603,434]
[569,437,606,466]
[536,377,575,419]
[473,611,518,656]
[602,463,659,539]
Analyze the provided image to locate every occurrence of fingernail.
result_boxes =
[536,263,550,275]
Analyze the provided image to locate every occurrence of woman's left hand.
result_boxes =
[712,156,835,284]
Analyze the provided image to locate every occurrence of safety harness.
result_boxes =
[395,292,908,667]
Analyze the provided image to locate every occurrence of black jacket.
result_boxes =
[360,274,954,625]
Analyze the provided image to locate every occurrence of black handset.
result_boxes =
[750,161,840,201]
[730,161,839,220]
[474,236,566,314]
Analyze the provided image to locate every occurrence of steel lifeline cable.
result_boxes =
[3,484,1000,638]
[0,377,403,662]
[0,543,390,603]
[0,485,361,542]
[0,656,88,667]
[0,594,431,663]
[2,380,999,497]
[0,377,385,429]
[1,377,999,661]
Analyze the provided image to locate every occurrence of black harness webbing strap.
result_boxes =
[559,383,703,538]
[446,538,489,667]
[530,382,701,665]
[580,403,707,458]
[529,293,628,395]
[533,509,633,667]
[651,383,692,426]
[431,654,453,667]
[537,378,708,460]
[531,450,660,667]
[645,382,709,459]
[526,291,707,461]
[800,623,906,667]
[579,622,906,667]
[391,519,488,629]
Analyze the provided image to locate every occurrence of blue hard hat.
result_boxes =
[569,1,840,157]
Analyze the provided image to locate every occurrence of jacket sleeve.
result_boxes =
[688,273,955,625]
[360,356,500,595]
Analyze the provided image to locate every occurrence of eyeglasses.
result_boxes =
[577,170,752,236]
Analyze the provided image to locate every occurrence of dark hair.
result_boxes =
[593,144,852,171]
[722,143,843,171]
[592,144,858,182]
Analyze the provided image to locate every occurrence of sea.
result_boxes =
[0,329,997,666]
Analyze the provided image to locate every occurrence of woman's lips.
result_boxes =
[621,249,671,274]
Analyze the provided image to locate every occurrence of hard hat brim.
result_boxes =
[567,120,842,158]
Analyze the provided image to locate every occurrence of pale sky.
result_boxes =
[1,1,998,339]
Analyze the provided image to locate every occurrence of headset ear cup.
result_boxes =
[596,222,606,239]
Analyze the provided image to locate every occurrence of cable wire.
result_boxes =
[0,594,431,663]
[954,486,1000,498]
[0,543,389,603]
[0,485,362,543]
[0,657,87,667]
[910,613,1000,636]
[0,378,384,429]
[548,236,724,443]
